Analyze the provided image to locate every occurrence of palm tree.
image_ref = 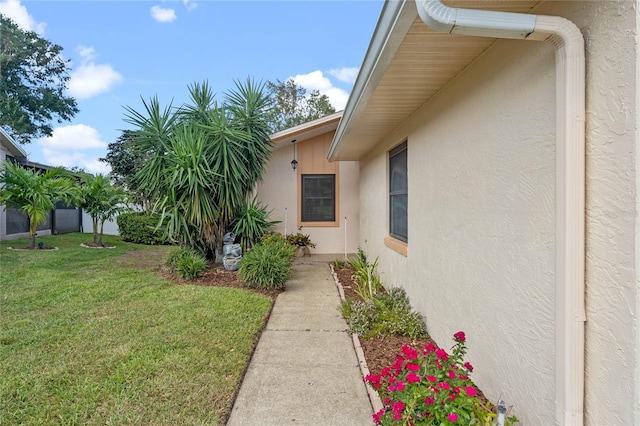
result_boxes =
[80,174,128,244]
[0,161,80,249]
[124,78,272,260]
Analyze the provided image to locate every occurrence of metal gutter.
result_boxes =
[414,1,586,424]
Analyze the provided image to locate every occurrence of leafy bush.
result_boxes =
[261,232,297,263]
[238,235,296,290]
[340,288,426,339]
[117,212,169,245]
[366,332,519,425]
[231,197,279,252]
[285,232,316,248]
[165,247,207,280]
[349,248,383,300]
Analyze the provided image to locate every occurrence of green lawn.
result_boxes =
[0,233,273,425]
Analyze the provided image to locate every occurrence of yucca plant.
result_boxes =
[231,197,279,252]
[124,78,273,260]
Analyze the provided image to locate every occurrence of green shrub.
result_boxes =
[177,251,207,280]
[349,248,383,300]
[166,247,207,280]
[260,232,297,262]
[117,212,169,245]
[341,288,426,339]
[340,299,378,336]
[238,237,296,290]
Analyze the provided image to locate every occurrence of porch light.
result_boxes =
[291,139,298,170]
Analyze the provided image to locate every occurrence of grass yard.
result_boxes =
[0,233,273,425]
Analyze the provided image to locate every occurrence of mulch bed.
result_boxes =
[333,265,435,376]
[162,263,284,299]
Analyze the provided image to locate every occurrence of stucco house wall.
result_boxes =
[257,128,360,255]
[359,37,558,423]
[351,1,637,424]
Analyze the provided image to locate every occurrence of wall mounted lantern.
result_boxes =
[291,139,298,170]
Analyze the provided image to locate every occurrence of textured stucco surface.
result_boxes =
[356,1,638,424]
[256,144,360,254]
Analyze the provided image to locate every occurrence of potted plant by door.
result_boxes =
[286,233,317,257]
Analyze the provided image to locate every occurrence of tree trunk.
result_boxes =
[29,220,37,250]
[99,220,104,245]
[92,217,99,244]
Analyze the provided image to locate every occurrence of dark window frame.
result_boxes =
[301,174,336,222]
[389,141,408,242]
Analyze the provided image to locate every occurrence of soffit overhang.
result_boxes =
[329,0,541,161]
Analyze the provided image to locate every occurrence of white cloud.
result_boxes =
[41,149,111,175]
[150,5,177,23]
[291,70,350,111]
[67,46,122,100]
[328,67,359,85]
[183,0,198,12]
[38,124,106,150]
[38,125,110,174]
[0,0,45,34]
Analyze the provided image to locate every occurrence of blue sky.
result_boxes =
[1,0,383,173]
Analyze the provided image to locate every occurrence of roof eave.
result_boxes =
[0,127,28,159]
[328,0,417,161]
[270,111,344,148]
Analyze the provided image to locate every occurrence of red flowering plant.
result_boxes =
[366,331,518,425]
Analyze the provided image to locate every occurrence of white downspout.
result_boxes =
[415,1,586,425]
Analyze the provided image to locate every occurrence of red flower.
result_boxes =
[437,381,451,390]
[436,348,449,361]
[406,362,420,371]
[448,412,458,423]
[426,375,437,383]
[402,345,418,360]
[406,372,421,384]
[424,342,436,353]
[448,370,455,379]
[465,386,478,397]
[464,362,474,372]
[365,374,382,389]
[424,397,435,405]
[453,331,466,342]
[373,409,384,424]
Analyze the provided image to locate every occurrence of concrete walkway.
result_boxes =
[226,255,374,426]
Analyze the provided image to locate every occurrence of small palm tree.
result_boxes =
[80,174,129,244]
[0,161,80,249]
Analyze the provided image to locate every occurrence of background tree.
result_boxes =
[99,131,149,207]
[0,161,80,249]
[263,79,335,133]
[80,173,128,245]
[125,79,272,260]
[0,14,78,144]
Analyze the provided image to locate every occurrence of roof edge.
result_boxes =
[328,0,416,161]
[0,127,28,159]
[270,111,343,145]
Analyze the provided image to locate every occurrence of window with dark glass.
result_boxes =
[301,174,335,222]
[389,141,407,242]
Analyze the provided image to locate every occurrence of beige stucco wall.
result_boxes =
[357,1,637,424]
[256,141,360,255]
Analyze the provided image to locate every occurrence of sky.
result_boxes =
[0,0,384,174]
